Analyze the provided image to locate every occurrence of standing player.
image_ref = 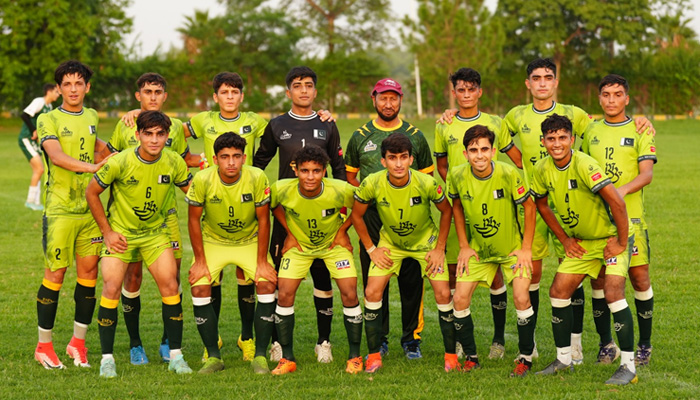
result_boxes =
[581,74,656,366]
[344,78,432,359]
[447,125,537,376]
[34,60,110,370]
[268,145,363,375]
[254,66,346,363]
[435,68,522,360]
[532,114,637,386]
[186,132,278,374]
[19,83,61,210]
[100,72,198,365]
[351,134,454,373]
[86,111,193,378]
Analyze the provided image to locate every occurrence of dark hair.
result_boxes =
[293,145,329,168]
[526,58,557,78]
[598,74,629,94]
[54,60,93,85]
[214,132,247,155]
[213,72,244,93]
[43,83,57,95]
[541,114,572,137]
[136,110,172,133]
[137,72,167,91]
[285,66,317,88]
[463,125,495,148]
[381,133,413,157]
[450,68,481,88]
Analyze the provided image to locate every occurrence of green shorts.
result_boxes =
[19,136,41,161]
[368,238,449,282]
[557,236,634,278]
[457,255,530,287]
[445,220,470,265]
[43,214,103,272]
[164,211,182,259]
[100,231,172,266]
[279,246,357,280]
[630,224,650,267]
[192,239,273,287]
[532,213,565,260]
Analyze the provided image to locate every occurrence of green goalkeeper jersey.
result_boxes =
[185,165,271,245]
[531,150,618,240]
[581,118,657,228]
[186,111,267,166]
[271,178,355,250]
[355,170,446,251]
[447,161,529,261]
[38,107,99,216]
[94,147,192,236]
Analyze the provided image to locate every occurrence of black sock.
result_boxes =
[490,289,507,345]
[121,292,142,348]
[194,301,220,359]
[162,302,183,350]
[238,284,256,340]
[571,285,585,334]
[97,305,118,354]
[37,284,60,330]
[254,298,276,357]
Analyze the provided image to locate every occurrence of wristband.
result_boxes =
[366,245,376,254]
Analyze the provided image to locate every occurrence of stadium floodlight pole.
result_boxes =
[414,54,423,118]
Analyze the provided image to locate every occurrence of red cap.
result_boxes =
[371,78,403,96]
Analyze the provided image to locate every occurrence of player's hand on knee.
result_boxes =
[188,259,211,285]
[282,234,303,254]
[436,108,458,125]
[105,230,128,254]
[563,237,586,259]
[121,109,141,128]
[425,249,445,278]
[370,247,392,269]
[510,248,533,278]
[255,260,277,286]
[330,231,353,252]
[457,247,477,277]
[604,236,626,260]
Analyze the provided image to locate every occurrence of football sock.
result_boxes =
[551,298,572,349]
[635,288,653,347]
[121,288,142,348]
[571,284,584,335]
[73,279,96,326]
[621,351,636,373]
[490,285,507,345]
[162,295,183,350]
[37,280,60,330]
[193,297,220,359]
[313,289,334,344]
[364,300,383,354]
[454,308,476,357]
[592,289,612,343]
[343,305,363,359]
[438,303,456,354]
[254,294,276,357]
[516,307,535,357]
[98,297,119,355]
[275,305,295,361]
[211,283,222,319]
[609,299,635,352]
[238,283,256,341]
[529,283,540,326]
[27,185,39,203]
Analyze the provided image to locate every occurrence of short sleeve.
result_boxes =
[173,156,192,187]
[428,177,446,204]
[185,112,206,140]
[185,174,205,207]
[530,162,548,198]
[508,167,530,204]
[573,107,593,140]
[576,156,611,193]
[446,169,459,199]
[344,132,361,173]
[254,171,271,207]
[94,157,120,188]
[354,176,375,204]
[434,124,447,158]
[343,182,356,208]
[637,132,657,163]
[270,181,281,209]
[107,122,125,153]
[37,113,57,143]
[495,117,515,153]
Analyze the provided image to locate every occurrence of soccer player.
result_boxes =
[34,60,110,370]
[351,133,454,373]
[269,145,363,375]
[581,74,656,366]
[100,72,197,365]
[435,68,523,361]
[254,66,346,363]
[344,78,432,360]
[86,111,194,378]
[447,125,536,376]
[186,132,278,374]
[19,83,60,211]
[532,114,637,386]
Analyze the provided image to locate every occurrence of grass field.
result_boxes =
[0,116,698,399]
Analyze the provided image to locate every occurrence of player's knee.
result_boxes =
[256,281,276,295]
[277,291,295,307]
[513,290,530,309]
[339,290,358,307]
[452,292,470,310]
[191,285,210,298]
[433,286,451,304]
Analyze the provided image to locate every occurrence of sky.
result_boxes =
[124,0,700,57]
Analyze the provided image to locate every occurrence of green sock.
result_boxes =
[516,307,535,356]
[238,284,256,341]
[37,284,60,330]
[551,304,572,348]
[612,306,635,352]
[364,304,383,354]
[254,297,276,357]
[275,307,295,361]
[454,311,476,356]
[97,305,118,354]
[592,296,612,344]
[162,302,183,350]
[343,306,363,359]
[121,292,142,348]
[635,296,653,347]
[571,285,585,334]
[193,300,220,359]
[439,308,456,354]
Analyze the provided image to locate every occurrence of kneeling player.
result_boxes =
[351,133,454,373]
[86,111,194,377]
[447,125,536,376]
[270,145,363,375]
[186,132,278,374]
[532,114,636,385]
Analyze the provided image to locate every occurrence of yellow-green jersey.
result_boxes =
[531,151,617,240]
[94,147,192,236]
[271,178,355,250]
[581,118,657,228]
[38,107,99,216]
[355,170,445,251]
[434,111,515,169]
[447,161,529,261]
[186,111,267,166]
[185,165,271,245]
[504,102,592,185]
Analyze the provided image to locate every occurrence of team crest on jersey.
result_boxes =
[309,230,327,245]
[493,189,504,199]
[621,138,634,147]
[241,193,253,203]
[568,179,578,189]
[335,259,350,270]
[322,208,335,217]
[389,221,417,236]
[363,140,377,152]
[133,201,158,221]
[561,209,579,228]
[377,197,390,207]
[126,176,139,185]
[280,130,292,140]
[522,124,531,134]
[89,125,96,135]
[410,196,422,206]
[218,219,245,233]
[590,136,600,145]
[448,135,459,145]
[209,195,222,204]
[241,125,252,134]
[158,175,171,184]
[61,127,73,137]
[313,129,327,140]
[474,217,500,238]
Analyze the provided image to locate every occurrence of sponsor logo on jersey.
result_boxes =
[128,137,139,146]
[165,138,172,147]
[632,245,639,256]
[132,201,159,221]
[207,126,216,135]
[621,137,634,147]
[322,208,335,217]
[241,125,252,134]
[410,196,422,206]
[377,197,390,207]
[437,185,443,195]
[591,172,602,181]
[264,186,271,195]
[126,176,139,185]
[171,241,180,250]
[448,134,459,145]
[241,193,253,202]
[474,216,500,238]
[591,136,600,145]
[209,195,222,204]
[91,236,104,244]
[288,208,300,217]
[493,188,504,199]
[462,191,474,201]
[522,124,531,134]
[650,146,656,153]
[568,179,578,189]
[218,219,245,233]
[61,127,73,137]
[280,130,292,140]
[605,257,618,266]
[389,221,417,236]
[158,175,171,184]
[335,259,351,270]
[363,140,377,152]
[517,186,526,195]
[89,125,96,135]
[313,129,327,140]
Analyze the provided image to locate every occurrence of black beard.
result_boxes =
[375,105,400,122]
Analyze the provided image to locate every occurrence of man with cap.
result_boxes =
[345,78,435,359]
